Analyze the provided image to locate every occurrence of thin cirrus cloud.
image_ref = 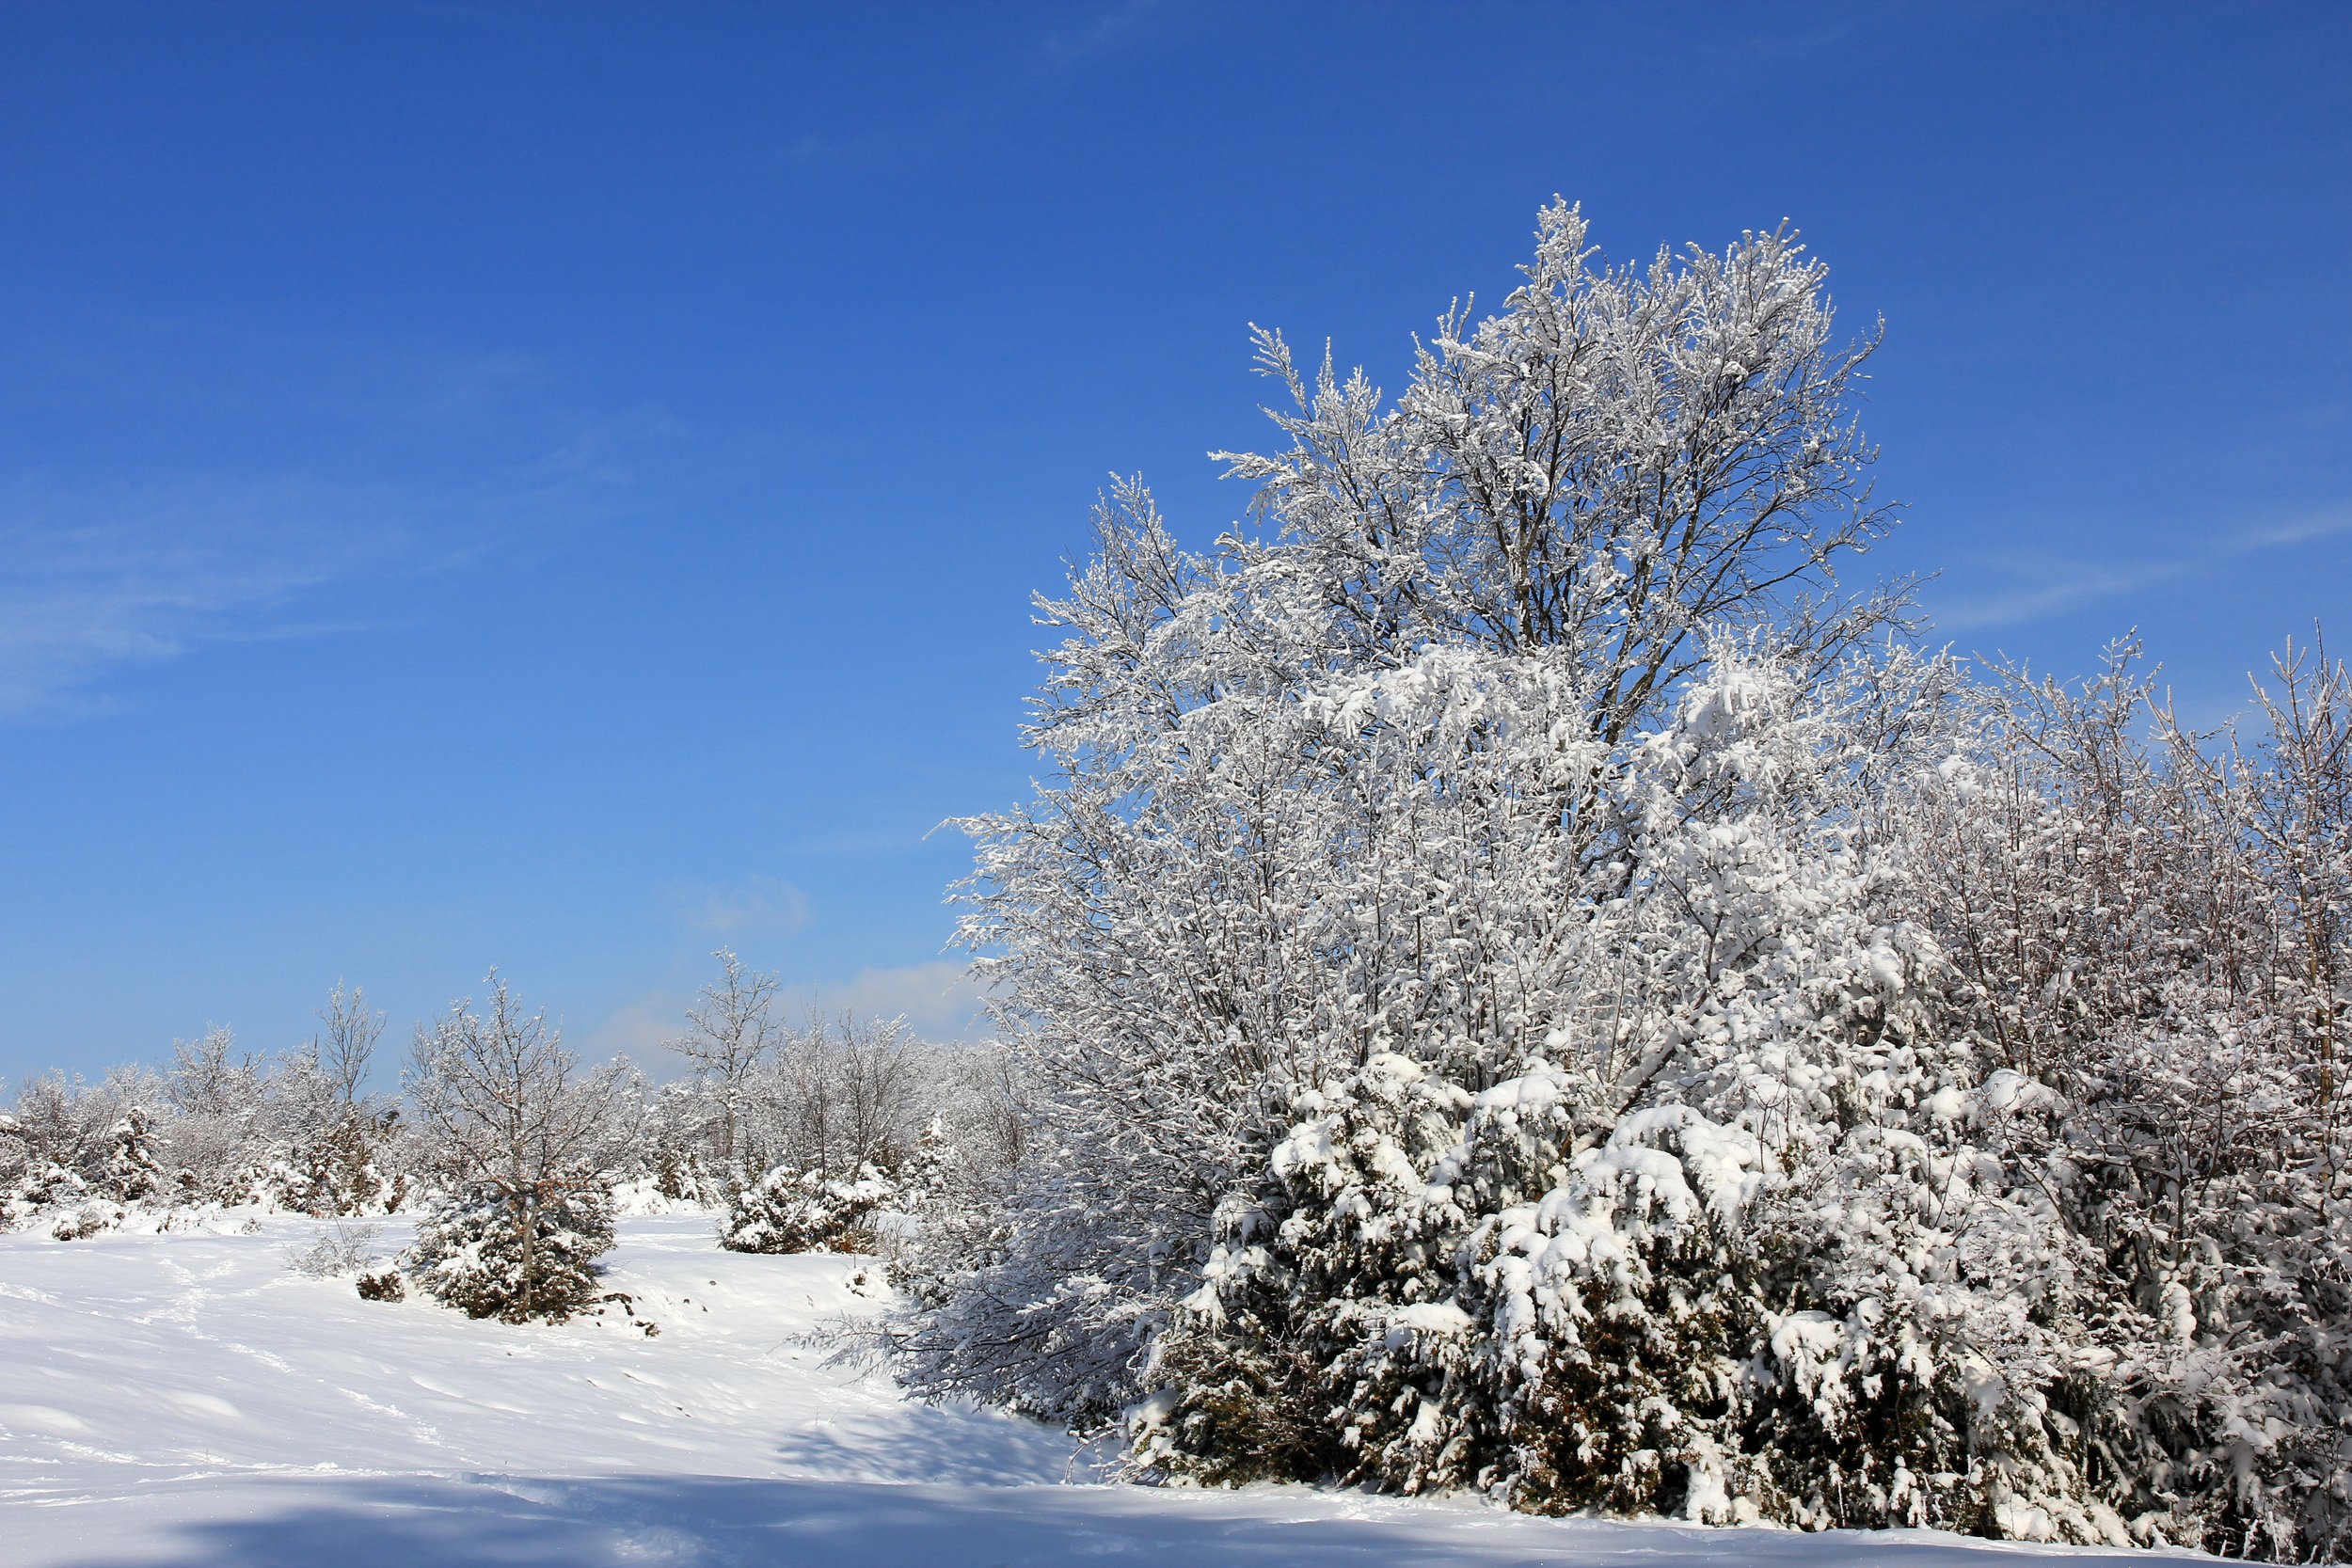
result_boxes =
[0,336,693,721]
[813,959,986,1040]
[582,958,987,1069]
[1037,0,1164,64]
[0,472,419,719]
[661,874,815,936]
[1932,509,2352,633]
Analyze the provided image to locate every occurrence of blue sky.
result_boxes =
[2,0,2346,1085]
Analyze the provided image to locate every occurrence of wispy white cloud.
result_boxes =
[0,333,691,721]
[1038,0,1163,64]
[1933,560,2183,632]
[1709,13,1866,65]
[1934,509,2352,632]
[0,473,417,718]
[575,990,688,1066]
[2240,513,2352,549]
[801,959,987,1041]
[771,826,950,857]
[581,958,987,1077]
[660,875,815,936]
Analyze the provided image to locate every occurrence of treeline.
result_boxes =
[0,959,1019,1298]
[0,985,404,1229]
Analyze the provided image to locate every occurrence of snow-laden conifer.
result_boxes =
[719,1164,893,1255]
[408,1177,616,1322]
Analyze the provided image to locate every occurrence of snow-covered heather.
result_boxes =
[3,1216,2208,1567]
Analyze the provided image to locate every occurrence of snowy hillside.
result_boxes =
[2,1217,2209,1567]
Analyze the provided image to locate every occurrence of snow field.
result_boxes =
[0,1216,2211,1566]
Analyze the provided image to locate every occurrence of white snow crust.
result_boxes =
[1,1215,2211,1566]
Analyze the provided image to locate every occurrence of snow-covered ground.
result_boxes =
[2,1216,2204,1567]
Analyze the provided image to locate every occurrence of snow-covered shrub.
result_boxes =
[1138,1050,1476,1487]
[720,1164,893,1254]
[406,1178,616,1323]
[2,985,415,1230]
[151,1022,400,1211]
[2,1073,169,1215]
[1,1160,84,1231]
[1888,641,2352,1560]
[0,1110,87,1230]
[355,1267,406,1302]
[49,1200,126,1240]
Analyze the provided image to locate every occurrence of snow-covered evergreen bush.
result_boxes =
[355,1267,406,1302]
[406,1178,616,1323]
[720,1164,893,1254]
[101,1106,167,1203]
[48,1200,127,1241]
[1,1104,95,1230]
[0,1153,83,1231]
[273,1106,409,1216]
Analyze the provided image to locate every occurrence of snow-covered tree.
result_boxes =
[3,1072,115,1207]
[158,1026,274,1202]
[401,974,637,1322]
[669,949,781,1178]
[408,1179,616,1323]
[632,1078,732,1203]
[894,199,1907,1423]
[101,1103,168,1203]
[711,1008,962,1255]
[269,983,406,1214]
[743,1009,929,1179]
[1,1066,174,1228]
